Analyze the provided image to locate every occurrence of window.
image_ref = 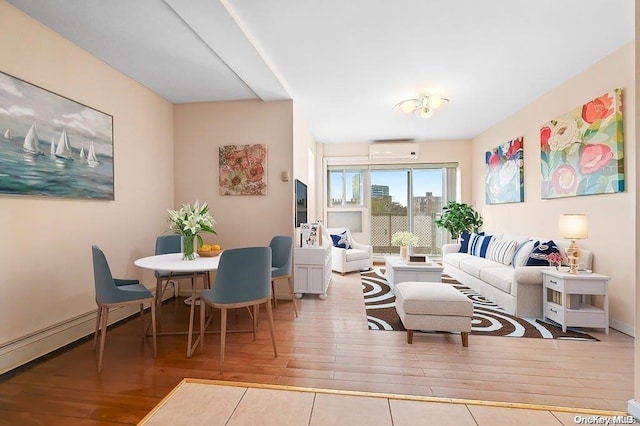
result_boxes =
[328,169,365,207]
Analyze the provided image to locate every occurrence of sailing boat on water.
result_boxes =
[49,137,56,156]
[54,128,74,160]
[78,147,85,160]
[23,123,44,155]
[86,142,99,167]
[3,129,11,139]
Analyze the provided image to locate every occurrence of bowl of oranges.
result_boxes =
[198,244,223,257]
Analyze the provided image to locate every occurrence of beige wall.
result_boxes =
[0,2,174,346]
[173,100,294,249]
[471,42,635,335]
[293,104,317,223]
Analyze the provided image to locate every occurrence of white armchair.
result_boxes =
[326,227,373,274]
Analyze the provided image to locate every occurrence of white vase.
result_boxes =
[400,246,409,261]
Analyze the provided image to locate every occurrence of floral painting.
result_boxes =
[540,89,624,199]
[485,137,524,204]
[219,144,267,195]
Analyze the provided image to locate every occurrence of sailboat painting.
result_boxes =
[0,71,113,200]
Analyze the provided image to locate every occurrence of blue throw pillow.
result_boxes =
[459,231,483,253]
[525,240,561,266]
[469,234,493,258]
[330,231,351,249]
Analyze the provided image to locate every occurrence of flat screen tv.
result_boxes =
[295,179,307,228]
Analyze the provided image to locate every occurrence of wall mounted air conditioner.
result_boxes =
[368,143,419,160]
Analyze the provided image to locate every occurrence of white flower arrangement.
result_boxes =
[167,200,216,238]
[391,231,419,247]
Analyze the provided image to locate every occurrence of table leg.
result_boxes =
[186,271,198,357]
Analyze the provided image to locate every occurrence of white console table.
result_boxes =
[293,244,332,299]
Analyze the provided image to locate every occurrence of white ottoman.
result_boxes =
[394,281,473,347]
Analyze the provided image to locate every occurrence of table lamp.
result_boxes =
[558,214,588,274]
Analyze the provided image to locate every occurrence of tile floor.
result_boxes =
[140,379,630,426]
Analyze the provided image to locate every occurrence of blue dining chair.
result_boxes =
[199,247,277,373]
[269,235,297,317]
[92,245,157,373]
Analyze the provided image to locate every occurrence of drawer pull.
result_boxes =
[550,307,558,314]
[549,280,558,284]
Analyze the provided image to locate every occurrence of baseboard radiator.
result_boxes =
[0,287,175,375]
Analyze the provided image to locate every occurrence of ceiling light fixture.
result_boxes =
[394,94,450,118]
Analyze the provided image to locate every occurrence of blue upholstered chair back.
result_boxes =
[155,234,181,255]
[208,247,272,304]
[270,235,293,278]
[92,245,150,304]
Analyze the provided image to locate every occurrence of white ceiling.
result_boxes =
[8,0,635,144]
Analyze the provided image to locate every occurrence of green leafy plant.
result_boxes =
[435,201,483,240]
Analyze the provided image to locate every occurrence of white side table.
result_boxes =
[293,244,332,299]
[541,269,609,335]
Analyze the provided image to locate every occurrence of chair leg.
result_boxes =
[93,306,102,351]
[252,305,258,341]
[265,299,278,358]
[287,276,298,318]
[139,303,145,337]
[200,298,206,354]
[220,308,227,373]
[150,300,157,358]
[97,307,110,373]
[271,280,278,308]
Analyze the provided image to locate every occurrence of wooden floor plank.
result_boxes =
[0,271,633,423]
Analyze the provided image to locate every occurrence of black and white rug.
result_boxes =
[361,268,598,341]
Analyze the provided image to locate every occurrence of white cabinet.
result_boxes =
[294,244,332,299]
[542,270,609,334]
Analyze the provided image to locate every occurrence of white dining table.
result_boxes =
[134,253,221,357]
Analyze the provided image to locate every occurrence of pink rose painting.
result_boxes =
[540,88,624,199]
[485,137,524,204]
[219,144,267,195]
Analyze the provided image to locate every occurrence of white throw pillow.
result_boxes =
[512,240,538,267]
[487,239,518,265]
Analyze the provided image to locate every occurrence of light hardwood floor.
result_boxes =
[0,271,633,424]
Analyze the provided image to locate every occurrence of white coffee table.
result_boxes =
[384,255,444,287]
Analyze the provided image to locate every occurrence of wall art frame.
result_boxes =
[0,71,114,200]
[219,144,267,195]
[540,88,624,199]
[485,136,524,204]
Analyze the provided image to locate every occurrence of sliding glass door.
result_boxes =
[370,166,448,257]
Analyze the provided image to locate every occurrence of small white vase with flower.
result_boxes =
[391,231,419,261]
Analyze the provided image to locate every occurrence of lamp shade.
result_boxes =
[559,214,588,239]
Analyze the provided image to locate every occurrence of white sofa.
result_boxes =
[326,227,373,274]
[442,233,593,319]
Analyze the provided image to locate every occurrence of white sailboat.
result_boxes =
[87,142,99,167]
[3,129,11,139]
[54,128,74,160]
[49,137,56,155]
[22,123,44,155]
[78,147,85,160]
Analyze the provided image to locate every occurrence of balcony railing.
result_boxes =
[371,213,443,257]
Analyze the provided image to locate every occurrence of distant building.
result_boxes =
[414,191,442,214]
[371,184,389,198]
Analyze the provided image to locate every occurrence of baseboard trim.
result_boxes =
[0,286,175,375]
[610,319,634,337]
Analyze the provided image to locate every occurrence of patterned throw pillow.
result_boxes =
[459,231,484,253]
[486,239,518,265]
[330,231,351,249]
[525,240,561,266]
[468,233,493,258]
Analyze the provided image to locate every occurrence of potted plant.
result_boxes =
[435,201,483,240]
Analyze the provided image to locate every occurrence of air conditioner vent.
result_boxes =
[368,143,419,160]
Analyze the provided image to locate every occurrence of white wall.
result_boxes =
[471,42,635,335]
[0,1,174,369]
